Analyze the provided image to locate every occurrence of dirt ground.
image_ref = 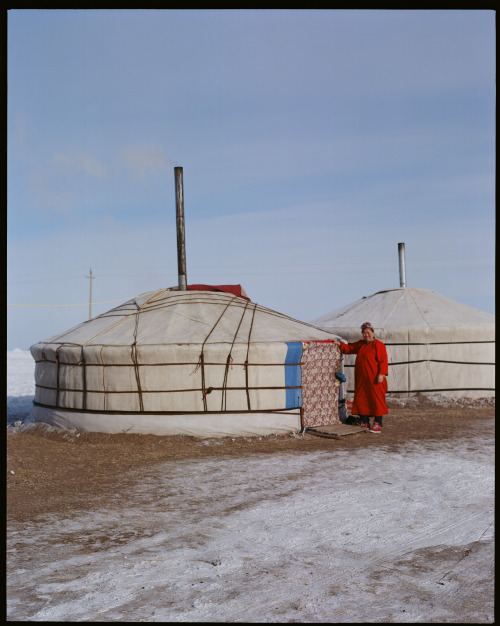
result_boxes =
[7,398,495,524]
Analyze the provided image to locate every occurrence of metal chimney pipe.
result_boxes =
[398,242,407,288]
[174,167,187,290]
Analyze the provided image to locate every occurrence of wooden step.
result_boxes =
[306,423,368,439]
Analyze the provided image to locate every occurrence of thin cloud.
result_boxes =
[117,145,179,181]
[53,151,109,179]
[27,168,75,215]
[25,152,108,215]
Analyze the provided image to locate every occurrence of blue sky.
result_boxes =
[7,9,495,350]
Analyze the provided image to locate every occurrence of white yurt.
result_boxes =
[311,286,495,399]
[30,285,344,437]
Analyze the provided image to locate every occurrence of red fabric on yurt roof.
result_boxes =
[187,284,251,301]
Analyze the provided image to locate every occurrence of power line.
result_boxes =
[8,290,162,308]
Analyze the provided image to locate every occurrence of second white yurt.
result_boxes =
[30,285,344,437]
[311,287,495,399]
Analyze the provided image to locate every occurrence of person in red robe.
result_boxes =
[333,322,388,433]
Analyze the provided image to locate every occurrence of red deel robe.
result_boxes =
[339,339,389,417]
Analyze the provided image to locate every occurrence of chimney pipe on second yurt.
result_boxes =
[174,166,187,290]
[398,242,407,288]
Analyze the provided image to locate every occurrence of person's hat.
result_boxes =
[361,322,374,331]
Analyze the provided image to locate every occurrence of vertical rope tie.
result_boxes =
[198,296,237,412]
[100,346,106,411]
[221,355,234,411]
[128,290,161,413]
[244,303,258,410]
[132,343,144,412]
[128,295,156,413]
[55,347,61,408]
[221,300,249,411]
[80,347,87,411]
[200,351,207,411]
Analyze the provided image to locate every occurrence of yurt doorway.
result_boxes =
[301,341,341,429]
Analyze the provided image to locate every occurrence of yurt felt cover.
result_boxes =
[312,287,495,399]
[30,288,342,434]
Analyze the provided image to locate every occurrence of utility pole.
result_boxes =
[86,268,95,319]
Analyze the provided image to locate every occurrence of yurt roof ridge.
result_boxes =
[367,286,435,297]
[313,286,494,330]
[31,289,249,348]
[32,286,342,350]
[112,287,338,331]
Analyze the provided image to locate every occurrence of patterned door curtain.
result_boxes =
[301,341,341,428]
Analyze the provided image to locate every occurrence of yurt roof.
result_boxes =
[311,287,495,331]
[33,286,340,348]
